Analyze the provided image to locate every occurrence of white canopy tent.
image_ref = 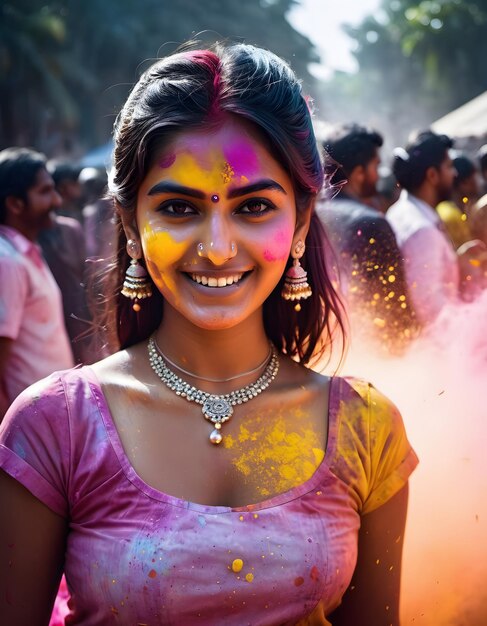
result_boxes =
[431,91,487,138]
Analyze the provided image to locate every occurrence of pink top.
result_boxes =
[0,368,418,625]
[0,226,74,403]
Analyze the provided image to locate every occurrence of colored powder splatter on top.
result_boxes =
[310,565,320,581]
[224,409,324,497]
[231,558,244,573]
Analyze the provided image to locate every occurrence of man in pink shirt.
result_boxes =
[387,131,458,326]
[0,148,74,419]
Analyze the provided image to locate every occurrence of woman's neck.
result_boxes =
[153,308,272,392]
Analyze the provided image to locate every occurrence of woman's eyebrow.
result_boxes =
[227,179,287,199]
[147,178,287,199]
[147,181,206,199]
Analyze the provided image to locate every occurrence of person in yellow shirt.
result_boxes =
[436,154,479,249]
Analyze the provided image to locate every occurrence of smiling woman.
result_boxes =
[0,42,417,626]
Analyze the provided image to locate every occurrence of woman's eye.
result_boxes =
[158,201,197,216]
[239,200,274,215]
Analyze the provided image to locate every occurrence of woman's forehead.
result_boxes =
[159,119,266,170]
[144,117,291,191]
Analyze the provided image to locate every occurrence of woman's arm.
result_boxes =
[329,484,409,626]
[0,470,67,626]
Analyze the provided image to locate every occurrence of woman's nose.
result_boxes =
[198,215,237,265]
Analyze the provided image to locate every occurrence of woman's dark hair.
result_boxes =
[0,147,46,224]
[392,130,454,192]
[106,42,346,366]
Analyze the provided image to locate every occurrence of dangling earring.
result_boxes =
[121,239,153,312]
[281,240,312,312]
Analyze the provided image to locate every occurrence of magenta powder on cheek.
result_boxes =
[263,229,292,262]
[159,154,177,169]
[223,141,260,178]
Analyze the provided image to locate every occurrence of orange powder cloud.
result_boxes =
[327,292,487,626]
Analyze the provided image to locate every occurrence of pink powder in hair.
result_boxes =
[177,50,223,121]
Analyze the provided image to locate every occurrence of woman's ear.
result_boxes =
[119,205,141,251]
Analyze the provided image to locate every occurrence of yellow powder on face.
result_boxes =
[142,225,188,294]
[163,150,247,192]
[224,412,325,496]
[221,161,235,184]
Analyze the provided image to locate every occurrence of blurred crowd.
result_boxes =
[0,151,116,417]
[1,127,487,417]
[317,125,487,354]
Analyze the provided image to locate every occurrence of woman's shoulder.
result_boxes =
[332,375,399,413]
[328,375,407,457]
[0,367,103,446]
[89,342,149,389]
[327,375,418,514]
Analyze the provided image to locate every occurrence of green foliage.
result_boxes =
[0,0,317,153]
[317,0,487,145]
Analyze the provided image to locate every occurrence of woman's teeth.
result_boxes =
[191,273,244,287]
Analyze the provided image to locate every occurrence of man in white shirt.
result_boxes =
[387,131,458,325]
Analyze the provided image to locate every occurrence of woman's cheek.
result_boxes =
[142,224,188,295]
[261,227,294,263]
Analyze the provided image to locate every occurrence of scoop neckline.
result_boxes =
[83,366,341,515]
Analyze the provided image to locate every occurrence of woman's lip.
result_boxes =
[183,270,252,289]
[182,269,253,276]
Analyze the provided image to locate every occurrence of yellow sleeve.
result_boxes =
[361,382,419,514]
[330,378,418,515]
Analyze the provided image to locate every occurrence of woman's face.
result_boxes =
[130,116,307,331]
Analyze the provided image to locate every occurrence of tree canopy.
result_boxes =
[0,0,318,154]
[316,0,487,146]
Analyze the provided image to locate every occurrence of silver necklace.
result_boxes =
[152,337,272,383]
[148,336,279,445]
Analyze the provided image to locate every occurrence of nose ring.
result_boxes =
[196,241,237,258]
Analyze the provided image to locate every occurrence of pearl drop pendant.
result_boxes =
[210,429,223,444]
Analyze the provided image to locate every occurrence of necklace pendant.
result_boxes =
[209,429,223,445]
[148,337,279,446]
[202,398,233,423]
